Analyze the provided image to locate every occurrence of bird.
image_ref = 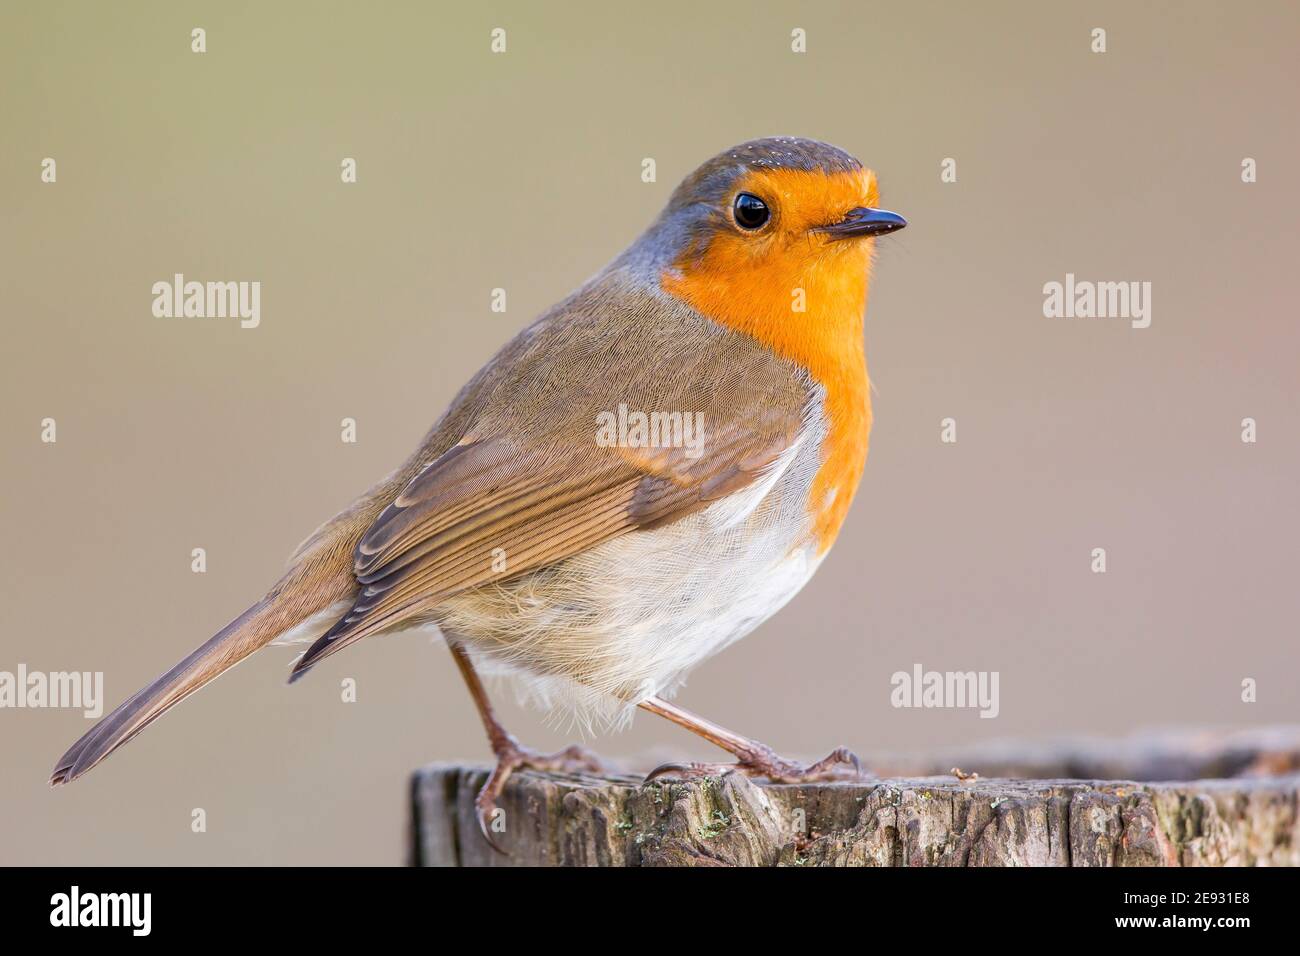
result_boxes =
[50,136,906,847]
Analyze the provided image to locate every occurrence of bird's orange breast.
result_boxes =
[659,168,876,553]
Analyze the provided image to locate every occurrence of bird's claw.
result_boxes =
[473,738,613,853]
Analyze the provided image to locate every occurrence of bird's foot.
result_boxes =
[475,735,611,852]
[644,742,867,785]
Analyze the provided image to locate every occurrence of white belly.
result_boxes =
[434,429,828,732]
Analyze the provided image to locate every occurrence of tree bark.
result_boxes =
[409,728,1300,867]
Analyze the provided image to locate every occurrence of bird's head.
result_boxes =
[641,137,905,373]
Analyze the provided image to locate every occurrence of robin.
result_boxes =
[51,137,906,846]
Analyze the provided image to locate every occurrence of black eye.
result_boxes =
[733,193,770,230]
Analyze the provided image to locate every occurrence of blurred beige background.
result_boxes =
[2,1,1297,864]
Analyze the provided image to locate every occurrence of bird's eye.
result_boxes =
[733,193,770,230]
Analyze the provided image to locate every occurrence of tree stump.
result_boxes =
[409,727,1300,866]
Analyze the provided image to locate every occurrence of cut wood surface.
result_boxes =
[410,727,1300,867]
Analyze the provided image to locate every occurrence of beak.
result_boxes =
[817,207,907,241]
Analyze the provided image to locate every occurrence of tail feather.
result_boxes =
[287,613,365,684]
[50,589,339,786]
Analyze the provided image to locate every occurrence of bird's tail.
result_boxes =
[49,568,351,786]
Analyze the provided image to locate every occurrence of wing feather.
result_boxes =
[287,284,819,681]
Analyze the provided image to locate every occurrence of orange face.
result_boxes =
[661,166,882,376]
[661,166,894,553]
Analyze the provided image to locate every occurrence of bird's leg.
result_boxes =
[638,695,866,783]
[447,643,609,850]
